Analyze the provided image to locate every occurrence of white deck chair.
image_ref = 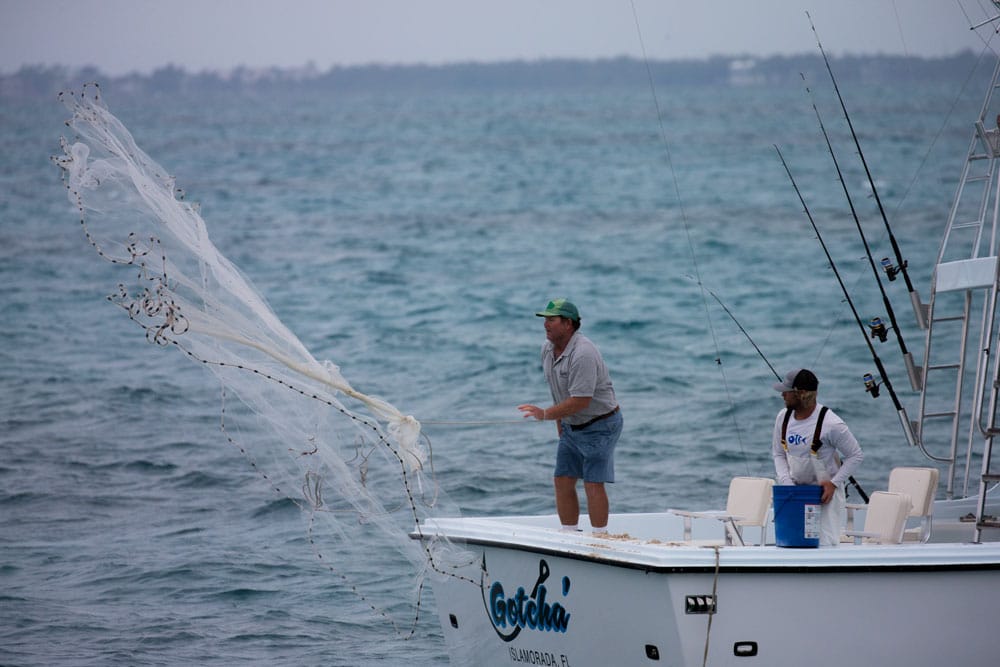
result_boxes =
[669,476,774,546]
[888,466,939,543]
[843,491,911,545]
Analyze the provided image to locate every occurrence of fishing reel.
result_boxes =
[880,257,905,282]
[863,372,881,398]
[868,316,889,343]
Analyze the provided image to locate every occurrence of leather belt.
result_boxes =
[569,406,620,431]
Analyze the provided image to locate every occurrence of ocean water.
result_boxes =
[0,70,988,665]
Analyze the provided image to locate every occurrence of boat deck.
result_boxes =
[415,511,1000,572]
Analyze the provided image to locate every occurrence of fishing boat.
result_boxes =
[415,13,1000,667]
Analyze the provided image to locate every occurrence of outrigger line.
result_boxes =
[627,0,751,471]
[799,72,922,391]
[806,11,927,334]
[775,145,918,449]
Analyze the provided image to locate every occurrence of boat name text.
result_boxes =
[487,558,571,639]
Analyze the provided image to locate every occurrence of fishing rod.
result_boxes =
[800,73,922,391]
[806,12,927,332]
[707,286,869,502]
[706,288,780,380]
[775,144,918,449]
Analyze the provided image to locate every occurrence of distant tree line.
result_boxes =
[0,52,984,99]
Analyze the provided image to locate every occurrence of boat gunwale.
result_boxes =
[411,514,1000,574]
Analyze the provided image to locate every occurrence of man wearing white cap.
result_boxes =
[518,298,622,535]
[772,368,864,546]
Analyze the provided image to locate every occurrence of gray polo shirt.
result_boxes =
[541,332,618,426]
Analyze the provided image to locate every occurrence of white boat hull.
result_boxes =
[419,513,1000,667]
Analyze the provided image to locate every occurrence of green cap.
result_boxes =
[536,298,580,321]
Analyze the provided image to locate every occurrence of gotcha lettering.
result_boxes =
[487,559,570,639]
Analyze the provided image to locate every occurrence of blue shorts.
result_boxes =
[554,411,623,483]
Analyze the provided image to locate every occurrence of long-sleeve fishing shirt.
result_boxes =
[771,403,864,487]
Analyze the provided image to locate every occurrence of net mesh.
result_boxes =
[52,83,476,637]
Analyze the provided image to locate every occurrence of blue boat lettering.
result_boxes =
[482,557,571,641]
[489,581,571,632]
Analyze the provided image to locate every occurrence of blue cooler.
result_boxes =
[772,485,822,548]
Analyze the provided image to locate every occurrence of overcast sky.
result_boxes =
[1,0,995,76]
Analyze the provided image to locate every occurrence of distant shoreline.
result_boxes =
[1,51,984,99]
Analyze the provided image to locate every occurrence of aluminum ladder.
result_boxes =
[915,57,1000,540]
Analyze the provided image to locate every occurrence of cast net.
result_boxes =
[52,83,475,637]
